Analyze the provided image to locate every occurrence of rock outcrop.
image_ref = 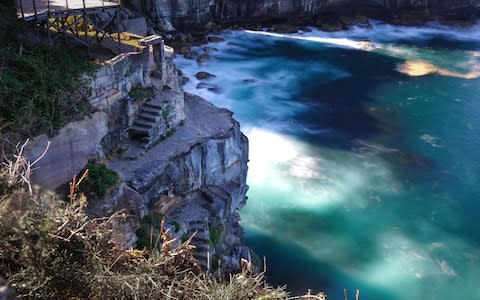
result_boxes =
[122,0,480,29]
[110,93,250,272]
[25,35,252,273]
[0,277,15,300]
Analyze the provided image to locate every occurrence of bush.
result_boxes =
[209,225,224,248]
[78,159,120,199]
[0,139,295,299]
[0,41,94,138]
[129,86,154,101]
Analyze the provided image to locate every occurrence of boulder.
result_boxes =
[0,277,16,300]
[195,71,216,80]
[203,46,219,53]
[124,17,149,36]
[272,23,299,33]
[196,82,221,93]
[196,53,212,64]
[26,112,109,191]
[207,36,225,43]
[156,18,176,32]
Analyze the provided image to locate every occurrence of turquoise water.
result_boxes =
[175,21,480,299]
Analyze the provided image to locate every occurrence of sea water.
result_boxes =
[175,21,480,299]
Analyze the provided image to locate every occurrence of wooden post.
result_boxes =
[115,7,121,51]
[82,0,87,44]
[46,0,51,44]
[32,0,37,22]
[18,0,25,19]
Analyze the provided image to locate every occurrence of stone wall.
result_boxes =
[26,37,181,191]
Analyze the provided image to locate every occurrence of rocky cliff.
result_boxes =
[26,36,252,273]
[121,0,480,30]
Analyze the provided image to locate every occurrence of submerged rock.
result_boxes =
[197,53,212,64]
[207,36,225,43]
[196,71,216,80]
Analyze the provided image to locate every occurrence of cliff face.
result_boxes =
[110,93,250,272]
[26,36,252,272]
[121,0,479,29]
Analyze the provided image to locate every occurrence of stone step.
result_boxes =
[192,237,210,244]
[139,112,159,122]
[129,125,151,136]
[133,119,154,128]
[188,224,208,231]
[144,101,164,109]
[193,251,209,259]
[141,106,162,115]
[192,245,209,252]
[188,230,209,238]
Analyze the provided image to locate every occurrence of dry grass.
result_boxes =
[0,141,293,299]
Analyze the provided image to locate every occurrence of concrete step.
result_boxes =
[141,106,162,115]
[139,112,159,122]
[129,125,151,136]
[144,101,164,109]
[133,119,154,128]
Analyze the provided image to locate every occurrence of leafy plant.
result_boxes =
[78,159,119,199]
[128,86,154,102]
[0,39,94,138]
[209,225,224,248]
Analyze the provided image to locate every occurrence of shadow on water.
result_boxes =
[277,42,404,150]
[244,228,398,300]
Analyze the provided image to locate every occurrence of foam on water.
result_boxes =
[174,22,480,299]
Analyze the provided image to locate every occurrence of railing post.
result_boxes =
[32,0,38,22]
[18,0,25,19]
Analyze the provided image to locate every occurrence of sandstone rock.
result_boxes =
[181,76,190,85]
[196,71,216,80]
[124,17,149,36]
[318,20,343,32]
[196,82,221,93]
[156,18,176,32]
[207,36,225,43]
[203,46,219,53]
[339,15,371,28]
[26,112,109,191]
[196,53,212,64]
[0,277,15,300]
[272,23,299,33]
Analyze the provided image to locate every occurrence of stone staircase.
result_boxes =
[129,99,167,147]
[186,219,211,271]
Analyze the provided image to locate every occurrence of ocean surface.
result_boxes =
[175,21,480,300]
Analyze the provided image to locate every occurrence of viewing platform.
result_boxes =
[17,0,119,22]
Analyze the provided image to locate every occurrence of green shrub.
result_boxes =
[0,40,94,138]
[128,86,154,101]
[209,225,224,248]
[78,159,119,199]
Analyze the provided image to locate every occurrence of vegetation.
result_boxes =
[78,159,120,199]
[129,86,154,101]
[135,210,163,250]
[0,144,292,299]
[209,225,225,248]
[0,17,95,139]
